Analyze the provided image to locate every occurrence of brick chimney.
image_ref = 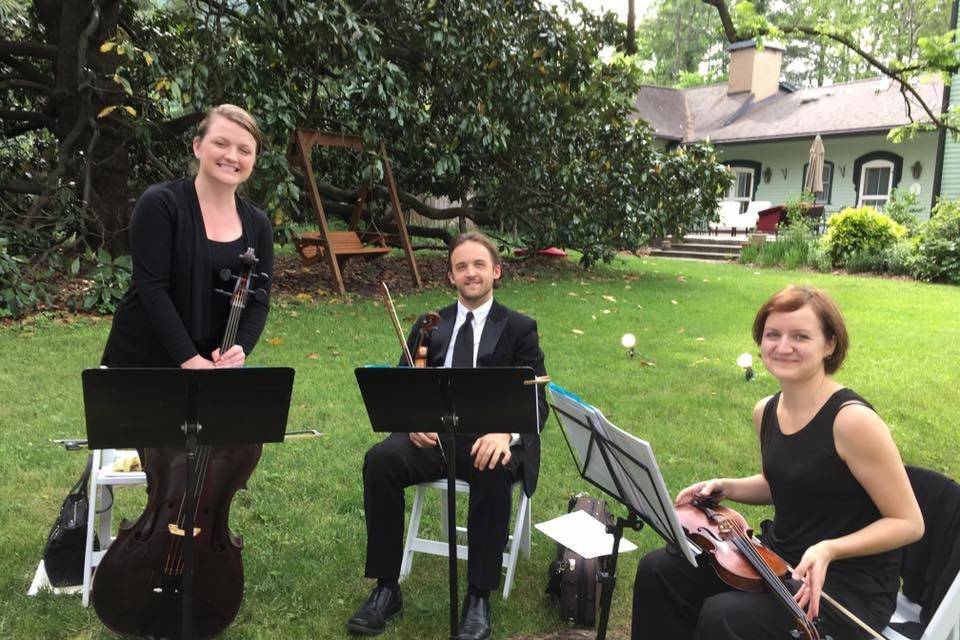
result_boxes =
[727,40,785,101]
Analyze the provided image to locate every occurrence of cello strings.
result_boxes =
[168,444,213,576]
[169,277,246,575]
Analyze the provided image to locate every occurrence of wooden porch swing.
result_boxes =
[286,128,422,294]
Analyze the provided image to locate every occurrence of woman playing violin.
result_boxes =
[632,285,924,639]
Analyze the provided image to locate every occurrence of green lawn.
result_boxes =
[2,255,958,639]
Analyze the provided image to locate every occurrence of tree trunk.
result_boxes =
[35,0,130,254]
[626,0,636,54]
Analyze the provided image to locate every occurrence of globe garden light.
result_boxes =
[621,333,636,358]
[736,352,755,381]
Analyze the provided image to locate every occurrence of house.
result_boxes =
[633,41,956,222]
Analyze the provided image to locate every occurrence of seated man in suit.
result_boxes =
[347,231,549,640]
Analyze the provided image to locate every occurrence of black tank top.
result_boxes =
[760,388,901,604]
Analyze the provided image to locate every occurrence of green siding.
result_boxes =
[714,132,940,220]
[941,72,960,202]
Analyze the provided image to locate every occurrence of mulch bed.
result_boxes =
[271,253,582,298]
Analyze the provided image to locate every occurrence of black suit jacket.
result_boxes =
[404,299,548,496]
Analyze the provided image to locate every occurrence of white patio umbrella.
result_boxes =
[804,134,825,197]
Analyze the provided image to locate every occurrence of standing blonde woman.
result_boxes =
[631,285,923,639]
[102,104,272,369]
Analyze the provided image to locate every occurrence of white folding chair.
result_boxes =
[399,479,532,599]
[882,466,960,640]
[883,570,960,640]
[81,448,147,607]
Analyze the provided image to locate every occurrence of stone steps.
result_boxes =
[648,235,751,262]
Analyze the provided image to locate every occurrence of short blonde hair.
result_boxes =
[752,285,849,374]
[195,104,262,152]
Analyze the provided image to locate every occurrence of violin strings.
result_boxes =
[722,516,819,638]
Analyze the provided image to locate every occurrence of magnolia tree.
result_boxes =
[2,0,731,268]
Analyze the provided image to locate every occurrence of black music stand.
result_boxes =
[355,366,541,640]
[81,367,295,640]
[547,384,697,640]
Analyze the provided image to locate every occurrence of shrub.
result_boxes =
[808,240,832,272]
[845,248,884,274]
[885,188,924,231]
[881,238,916,276]
[0,237,55,318]
[910,200,960,284]
[824,206,907,267]
[67,248,133,313]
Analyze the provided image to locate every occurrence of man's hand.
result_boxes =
[470,433,512,470]
[409,432,440,449]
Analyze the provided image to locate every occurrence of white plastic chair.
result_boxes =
[81,448,147,607]
[399,479,532,599]
[713,200,744,228]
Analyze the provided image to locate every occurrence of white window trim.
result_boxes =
[858,159,894,208]
[725,167,754,212]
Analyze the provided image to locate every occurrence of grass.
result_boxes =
[2,255,959,639]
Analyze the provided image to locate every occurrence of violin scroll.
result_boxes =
[412,312,440,368]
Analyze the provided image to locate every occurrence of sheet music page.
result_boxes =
[535,510,638,559]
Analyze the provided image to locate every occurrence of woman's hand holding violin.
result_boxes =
[675,479,727,506]
[792,540,836,620]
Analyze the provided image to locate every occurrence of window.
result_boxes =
[859,160,894,210]
[726,167,754,213]
[802,161,833,204]
[853,151,902,211]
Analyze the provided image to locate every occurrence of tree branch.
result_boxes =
[0,180,45,195]
[2,121,49,138]
[783,24,955,135]
[0,41,59,60]
[700,0,737,42]
[700,0,959,136]
[148,112,205,139]
[0,77,54,94]
[0,109,54,126]
[0,54,52,85]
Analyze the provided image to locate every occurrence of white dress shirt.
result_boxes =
[442,298,519,446]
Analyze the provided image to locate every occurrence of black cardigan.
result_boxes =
[101,178,273,367]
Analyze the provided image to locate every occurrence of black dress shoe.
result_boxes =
[346,585,403,635]
[457,592,491,640]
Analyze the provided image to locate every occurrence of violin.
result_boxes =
[381,282,438,368]
[676,496,832,640]
[92,248,267,639]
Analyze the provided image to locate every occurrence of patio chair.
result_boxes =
[756,205,786,234]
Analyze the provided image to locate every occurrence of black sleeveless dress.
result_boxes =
[760,387,901,632]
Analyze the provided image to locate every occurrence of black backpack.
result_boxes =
[545,493,614,627]
[42,455,99,586]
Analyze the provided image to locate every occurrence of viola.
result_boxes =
[676,497,831,640]
[92,248,266,639]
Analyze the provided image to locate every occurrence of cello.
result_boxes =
[92,247,266,639]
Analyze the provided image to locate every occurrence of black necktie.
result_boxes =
[452,312,474,368]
